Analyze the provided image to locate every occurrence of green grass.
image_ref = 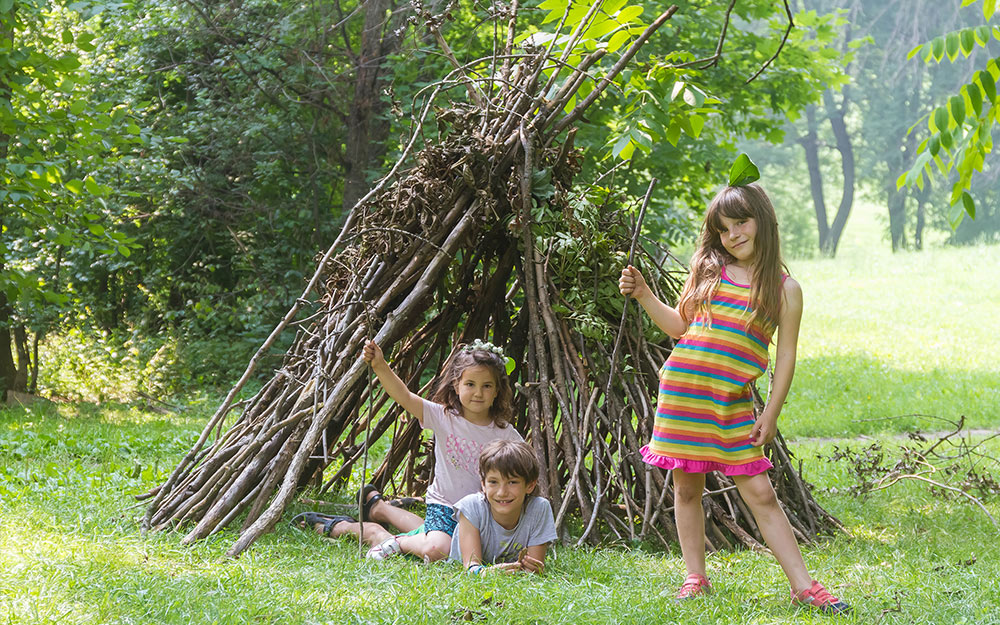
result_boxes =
[3,399,1000,624]
[783,201,1000,438]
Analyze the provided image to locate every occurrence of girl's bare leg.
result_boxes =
[395,530,452,563]
[312,519,394,547]
[367,495,424,533]
[672,469,709,577]
[732,472,812,592]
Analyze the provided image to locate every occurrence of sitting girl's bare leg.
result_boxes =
[732,472,812,592]
[312,519,394,547]
[366,494,423,533]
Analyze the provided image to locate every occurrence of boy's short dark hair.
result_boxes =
[478,440,539,484]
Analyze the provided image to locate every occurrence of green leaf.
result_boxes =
[961,191,976,219]
[949,95,965,125]
[84,176,102,195]
[945,32,960,62]
[87,223,105,236]
[940,129,954,150]
[665,121,681,146]
[967,84,983,116]
[728,153,760,187]
[612,133,634,160]
[907,44,924,60]
[615,5,644,24]
[504,357,515,375]
[985,0,997,20]
[61,30,74,44]
[117,246,132,258]
[933,106,950,132]
[65,179,84,194]
[978,71,997,103]
[960,29,976,56]
[607,30,631,52]
[688,114,705,138]
[931,36,945,62]
[929,134,941,156]
[0,0,12,12]
[975,25,992,46]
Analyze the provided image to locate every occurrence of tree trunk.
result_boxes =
[913,183,929,250]
[29,332,39,395]
[0,13,14,402]
[888,186,908,251]
[341,0,406,213]
[822,89,855,257]
[13,325,29,392]
[800,105,830,252]
[0,294,15,402]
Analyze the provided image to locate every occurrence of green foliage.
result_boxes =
[37,326,264,401]
[1,1,142,342]
[532,1,850,245]
[898,0,1000,227]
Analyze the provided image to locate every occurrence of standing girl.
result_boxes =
[294,339,523,563]
[618,183,850,614]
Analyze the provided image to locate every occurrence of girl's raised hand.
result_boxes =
[361,340,384,365]
[619,265,650,300]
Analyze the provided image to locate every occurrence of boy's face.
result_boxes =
[481,469,536,516]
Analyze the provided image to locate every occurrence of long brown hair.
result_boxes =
[676,183,788,334]
[430,344,514,427]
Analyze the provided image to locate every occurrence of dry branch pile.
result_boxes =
[141,4,842,557]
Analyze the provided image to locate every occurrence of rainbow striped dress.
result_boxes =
[639,266,775,476]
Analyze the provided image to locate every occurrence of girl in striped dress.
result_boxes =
[618,183,849,615]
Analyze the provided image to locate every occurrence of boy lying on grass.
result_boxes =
[451,439,558,575]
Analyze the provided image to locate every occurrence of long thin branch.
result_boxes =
[745,0,794,84]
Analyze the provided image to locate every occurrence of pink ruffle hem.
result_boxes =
[639,445,773,476]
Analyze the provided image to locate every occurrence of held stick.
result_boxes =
[578,178,657,545]
[358,306,375,554]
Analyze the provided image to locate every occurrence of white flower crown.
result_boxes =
[463,338,505,358]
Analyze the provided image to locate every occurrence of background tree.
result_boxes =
[1,0,140,400]
[898,0,1000,230]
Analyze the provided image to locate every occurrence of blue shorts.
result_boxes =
[422,503,458,536]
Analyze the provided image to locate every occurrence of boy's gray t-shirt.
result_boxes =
[448,492,558,564]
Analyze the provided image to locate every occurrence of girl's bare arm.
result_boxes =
[750,277,802,447]
[362,341,425,424]
[619,265,687,339]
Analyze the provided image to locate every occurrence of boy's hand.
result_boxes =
[517,553,544,574]
[619,265,650,301]
[362,340,384,366]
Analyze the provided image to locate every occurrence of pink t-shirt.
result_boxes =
[421,398,524,507]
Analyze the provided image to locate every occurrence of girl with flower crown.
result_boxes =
[293,339,523,563]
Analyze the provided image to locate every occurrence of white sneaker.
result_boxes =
[366,537,402,560]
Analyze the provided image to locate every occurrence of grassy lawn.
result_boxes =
[1,401,999,624]
[784,202,1000,439]
[3,205,999,624]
